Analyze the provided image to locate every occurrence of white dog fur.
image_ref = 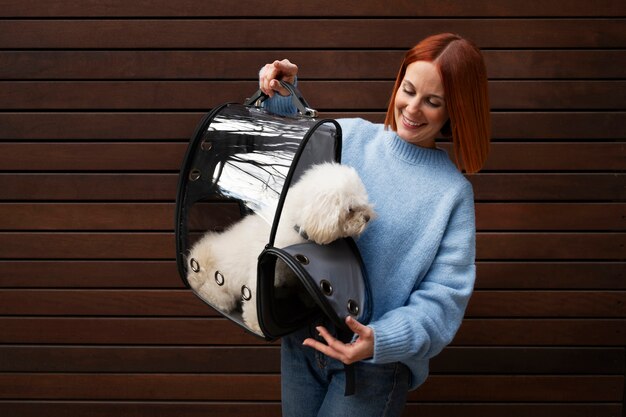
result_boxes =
[186,162,375,335]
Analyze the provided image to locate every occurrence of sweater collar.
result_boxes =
[385,132,450,166]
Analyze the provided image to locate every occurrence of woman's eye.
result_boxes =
[402,88,415,95]
[427,98,441,107]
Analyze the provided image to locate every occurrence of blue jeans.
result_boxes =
[281,318,410,417]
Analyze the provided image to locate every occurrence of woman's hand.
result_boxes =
[259,59,298,97]
[302,316,375,365]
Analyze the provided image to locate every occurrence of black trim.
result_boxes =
[174,103,231,287]
[267,119,342,247]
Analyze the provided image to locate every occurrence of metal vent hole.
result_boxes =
[241,285,252,301]
[189,258,200,273]
[201,140,213,151]
[295,254,309,265]
[214,271,225,286]
[347,299,360,316]
[320,280,333,296]
[189,169,201,181]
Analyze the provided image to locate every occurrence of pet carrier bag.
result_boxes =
[175,82,371,360]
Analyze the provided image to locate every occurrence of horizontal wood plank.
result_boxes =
[410,375,624,402]
[1,112,624,140]
[0,203,622,231]
[0,290,624,318]
[466,291,626,317]
[1,81,624,110]
[2,50,625,80]
[0,374,621,401]
[0,232,622,260]
[0,346,621,374]
[0,260,181,288]
[1,20,624,49]
[1,142,624,172]
[0,402,620,417]
[476,262,626,290]
[0,261,622,290]
[0,317,624,345]
[456,319,626,346]
[1,0,624,17]
[0,174,622,201]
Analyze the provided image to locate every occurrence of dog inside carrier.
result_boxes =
[174,82,372,393]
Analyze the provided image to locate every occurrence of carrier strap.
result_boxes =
[344,363,356,396]
[338,328,356,396]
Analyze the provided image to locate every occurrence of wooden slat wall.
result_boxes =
[0,1,624,416]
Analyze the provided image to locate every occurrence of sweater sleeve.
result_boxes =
[258,74,299,116]
[368,183,476,364]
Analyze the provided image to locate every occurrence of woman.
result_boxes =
[259,33,490,417]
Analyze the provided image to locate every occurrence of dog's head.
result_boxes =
[285,163,375,245]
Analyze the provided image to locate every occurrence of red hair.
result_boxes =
[384,33,491,174]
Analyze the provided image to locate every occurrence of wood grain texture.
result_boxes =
[0,374,621,401]
[0,173,622,201]
[0,317,624,346]
[0,346,622,374]
[0,232,622,260]
[1,0,624,17]
[0,403,620,417]
[0,81,624,110]
[0,19,624,49]
[1,112,624,140]
[0,203,621,230]
[1,50,625,80]
[1,2,624,413]
[1,142,623,171]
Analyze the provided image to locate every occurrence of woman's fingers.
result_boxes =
[302,319,375,365]
[259,59,298,97]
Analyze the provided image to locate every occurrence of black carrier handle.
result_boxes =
[245,80,318,118]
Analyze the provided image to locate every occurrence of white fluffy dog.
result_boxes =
[186,162,375,335]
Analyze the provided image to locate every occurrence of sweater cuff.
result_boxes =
[262,93,298,116]
[257,70,298,116]
[369,315,427,364]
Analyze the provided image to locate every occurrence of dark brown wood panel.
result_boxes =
[0,402,283,417]
[1,2,623,413]
[1,142,623,172]
[0,402,620,417]
[0,317,270,345]
[0,374,621,401]
[466,291,626,317]
[0,260,181,288]
[1,317,624,346]
[1,112,624,140]
[476,262,626,289]
[0,232,622,260]
[1,20,624,49]
[0,203,621,231]
[1,0,624,17]
[2,50,625,80]
[456,319,626,346]
[1,346,621,374]
[409,375,624,402]
[1,289,623,318]
[0,260,621,290]
[1,81,624,110]
[1,173,622,201]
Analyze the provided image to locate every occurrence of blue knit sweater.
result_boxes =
[264,95,476,390]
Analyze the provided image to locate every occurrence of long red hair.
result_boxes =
[384,33,491,174]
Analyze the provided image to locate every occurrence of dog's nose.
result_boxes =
[364,214,370,222]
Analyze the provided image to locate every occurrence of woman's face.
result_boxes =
[394,60,449,148]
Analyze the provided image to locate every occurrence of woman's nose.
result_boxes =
[406,98,422,114]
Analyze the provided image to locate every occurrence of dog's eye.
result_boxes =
[348,208,354,213]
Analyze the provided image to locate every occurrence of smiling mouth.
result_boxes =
[402,114,426,128]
